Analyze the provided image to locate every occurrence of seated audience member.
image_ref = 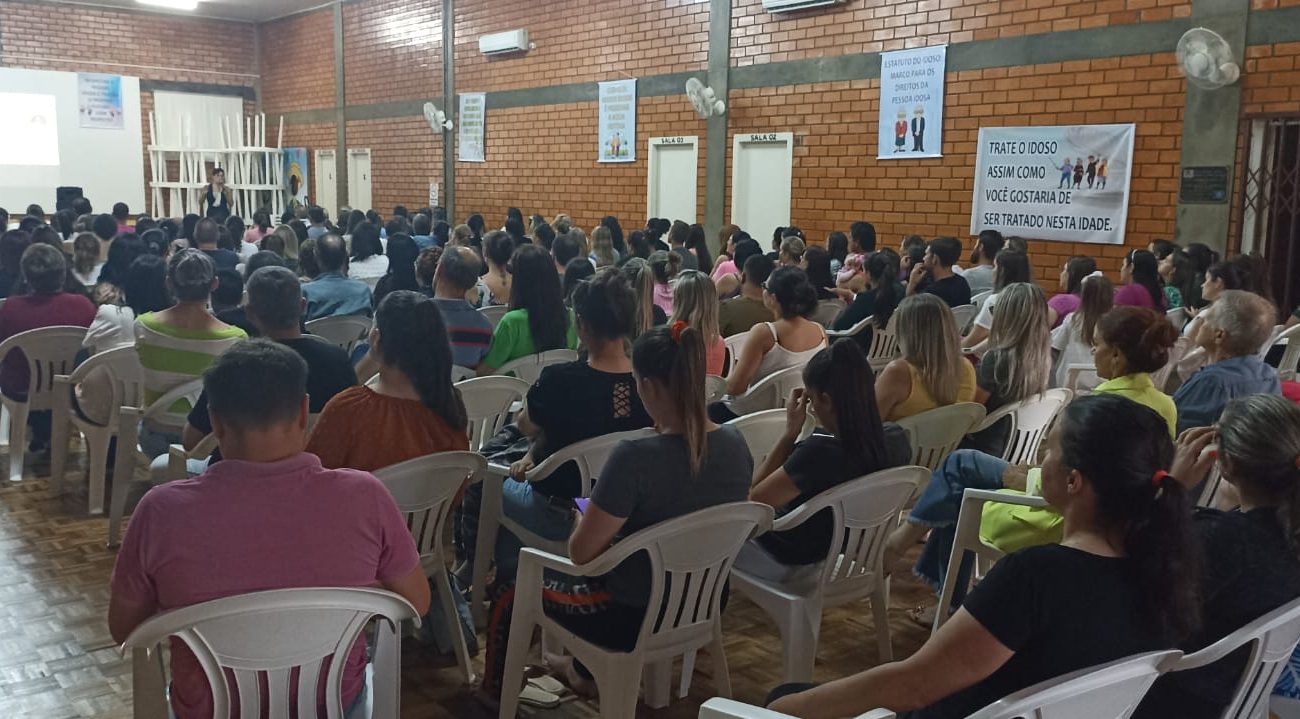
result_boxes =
[451,223,473,248]
[962,230,1003,296]
[0,245,96,455]
[715,235,763,299]
[895,304,1184,599]
[1137,394,1300,718]
[0,230,32,298]
[552,233,583,274]
[623,257,667,339]
[803,246,843,306]
[432,220,452,248]
[480,230,513,307]
[647,250,681,316]
[415,247,440,296]
[306,205,329,240]
[709,224,743,283]
[1115,249,1167,310]
[432,246,494,368]
[373,233,420,307]
[93,213,118,256]
[1158,248,1197,311]
[301,234,373,320]
[410,213,434,249]
[875,293,977,421]
[667,220,700,271]
[533,223,556,253]
[308,291,468,471]
[719,252,776,338]
[740,339,911,580]
[835,221,877,292]
[477,245,577,375]
[966,283,1052,454]
[211,268,243,317]
[833,249,903,340]
[770,394,1199,718]
[1047,255,1098,327]
[670,270,726,376]
[192,218,239,272]
[71,233,103,288]
[244,210,272,245]
[1050,273,1113,388]
[962,250,1032,350]
[483,321,751,698]
[109,340,430,719]
[1174,289,1281,432]
[600,215,626,257]
[111,203,131,235]
[562,257,595,305]
[907,236,972,307]
[347,222,388,287]
[686,223,714,275]
[84,255,170,355]
[714,267,827,419]
[778,236,806,268]
[184,267,357,459]
[589,225,619,268]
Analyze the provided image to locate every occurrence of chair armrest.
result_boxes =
[962,487,1048,509]
[971,402,1016,434]
[857,711,898,719]
[485,462,511,478]
[518,537,645,578]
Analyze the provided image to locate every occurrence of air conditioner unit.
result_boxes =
[762,0,846,12]
[479,29,529,56]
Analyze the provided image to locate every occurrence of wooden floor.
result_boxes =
[0,453,935,718]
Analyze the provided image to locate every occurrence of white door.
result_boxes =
[348,148,372,212]
[647,136,699,223]
[731,132,794,239]
[314,149,337,219]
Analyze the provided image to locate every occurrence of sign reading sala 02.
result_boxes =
[745,133,782,143]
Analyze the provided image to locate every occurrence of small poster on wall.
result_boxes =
[78,73,124,130]
[458,92,486,163]
[283,148,309,210]
[970,123,1136,245]
[877,46,946,160]
[598,79,636,163]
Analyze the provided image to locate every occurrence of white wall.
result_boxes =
[153,91,245,156]
[0,67,145,214]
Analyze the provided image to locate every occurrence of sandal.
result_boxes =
[907,604,939,628]
[518,684,562,708]
[527,674,567,696]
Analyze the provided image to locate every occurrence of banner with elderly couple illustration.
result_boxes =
[970,123,1136,245]
[877,45,946,160]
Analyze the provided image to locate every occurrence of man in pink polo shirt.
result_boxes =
[109,339,430,719]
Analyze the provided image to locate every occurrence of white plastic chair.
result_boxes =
[478,304,508,328]
[968,389,1072,465]
[1064,362,1101,394]
[470,427,657,627]
[121,587,420,719]
[933,488,1049,634]
[894,402,987,472]
[1271,323,1300,382]
[1167,306,1189,331]
[811,299,844,328]
[496,349,579,383]
[725,409,791,466]
[1196,464,1226,508]
[108,379,205,547]
[970,650,1182,719]
[950,304,977,331]
[828,314,899,372]
[374,451,485,684]
[498,502,775,719]
[1167,596,1300,719]
[699,699,895,718]
[732,466,929,682]
[826,313,872,340]
[455,375,528,451]
[971,289,993,310]
[450,365,475,383]
[729,364,805,416]
[304,314,371,354]
[723,332,748,376]
[705,374,727,402]
[0,325,87,482]
[49,346,144,513]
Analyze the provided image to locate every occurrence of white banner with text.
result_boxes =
[598,79,636,163]
[877,46,946,159]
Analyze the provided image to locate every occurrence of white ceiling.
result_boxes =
[50,0,332,23]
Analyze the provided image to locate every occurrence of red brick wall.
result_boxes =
[725,53,1185,280]
[732,0,1192,67]
[343,0,442,105]
[282,122,339,209]
[1242,41,1300,114]
[260,9,336,114]
[346,117,444,212]
[454,0,708,94]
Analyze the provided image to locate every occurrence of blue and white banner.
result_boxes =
[598,79,636,163]
[78,73,124,130]
[877,46,946,160]
[458,92,486,163]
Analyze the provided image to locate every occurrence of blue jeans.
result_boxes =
[907,450,1008,601]
[492,479,575,587]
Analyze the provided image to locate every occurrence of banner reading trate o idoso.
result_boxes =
[970,124,1135,245]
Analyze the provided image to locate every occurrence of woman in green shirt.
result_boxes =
[477,244,578,374]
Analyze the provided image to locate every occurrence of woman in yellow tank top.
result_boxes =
[876,294,977,421]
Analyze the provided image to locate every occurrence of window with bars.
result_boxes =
[1237,116,1300,314]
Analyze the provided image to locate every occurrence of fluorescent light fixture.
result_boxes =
[136,0,200,10]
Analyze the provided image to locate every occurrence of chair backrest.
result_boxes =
[455,375,529,451]
[705,374,727,402]
[121,587,419,719]
[724,409,790,466]
[782,467,929,603]
[811,300,843,328]
[863,316,899,372]
[496,349,579,384]
[894,402,988,471]
[1260,324,1285,361]
[826,313,873,340]
[730,364,805,416]
[974,389,1072,465]
[65,345,146,425]
[478,304,508,328]
[723,332,748,376]
[450,365,475,383]
[0,325,88,410]
[531,427,658,497]
[1151,341,1185,393]
[950,304,976,331]
[304,315,371,353]
[625,502,774,655]
[1273,323,1300,382]
[374,451,486,572]
[138,377,206,430]
[1166,306,1188,331]
[1174,596,1300,719]
[967,650,1181,719]
[1196,464,1225,508]
[1063,362,1100,394]
[971,290,994,308]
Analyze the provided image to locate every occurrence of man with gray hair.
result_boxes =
[182,266,357,459]
[0,243,95,459]
[1174,289,1282,433]
[433,246,493,367]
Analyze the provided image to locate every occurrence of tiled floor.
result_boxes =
[0,456,935,718]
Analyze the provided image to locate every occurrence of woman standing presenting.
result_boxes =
[202,167,232,221]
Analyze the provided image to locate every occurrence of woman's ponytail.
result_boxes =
[633,321,709,475]
[1217,395,1300,557]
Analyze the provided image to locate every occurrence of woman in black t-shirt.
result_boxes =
[769,394,1200,719]
[739,338,910,579]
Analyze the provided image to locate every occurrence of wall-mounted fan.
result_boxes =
[423,102,453,131]
[1176,28,1240,90]
[685,77,726,119]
